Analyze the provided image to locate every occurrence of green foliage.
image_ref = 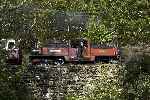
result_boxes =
[65,61,150,100]
[0,49,33,100]
[65,95,79,100]
[82,0,150,45]
[83,65,123,100]
[65,64,124,100]
[1,0,150,45]
[83,16,113,43]
[1,0,150,100]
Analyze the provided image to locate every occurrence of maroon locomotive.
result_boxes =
[29,38,120,65]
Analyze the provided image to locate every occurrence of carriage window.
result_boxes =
[57,43,68,48]
[8,42,15,49]
[45,43,68,48]
[70,41,79,48]
[70,39,88,48]
[46,44,57,48]
[91,42,113,48]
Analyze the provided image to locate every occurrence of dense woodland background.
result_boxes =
[0,0,150,100]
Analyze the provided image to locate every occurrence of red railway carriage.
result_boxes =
[29,39,120,65]
[0,39,22,65]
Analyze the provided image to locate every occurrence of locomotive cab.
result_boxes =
[70,38,91,61]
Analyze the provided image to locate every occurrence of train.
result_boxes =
[0,38,120,65]
[29,38,120,65]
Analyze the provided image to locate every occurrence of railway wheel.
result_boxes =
[31,59,41,65]
[53,58,64,65]
[109,59,118,64]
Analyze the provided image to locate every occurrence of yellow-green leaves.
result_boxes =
[83,16,113,43]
